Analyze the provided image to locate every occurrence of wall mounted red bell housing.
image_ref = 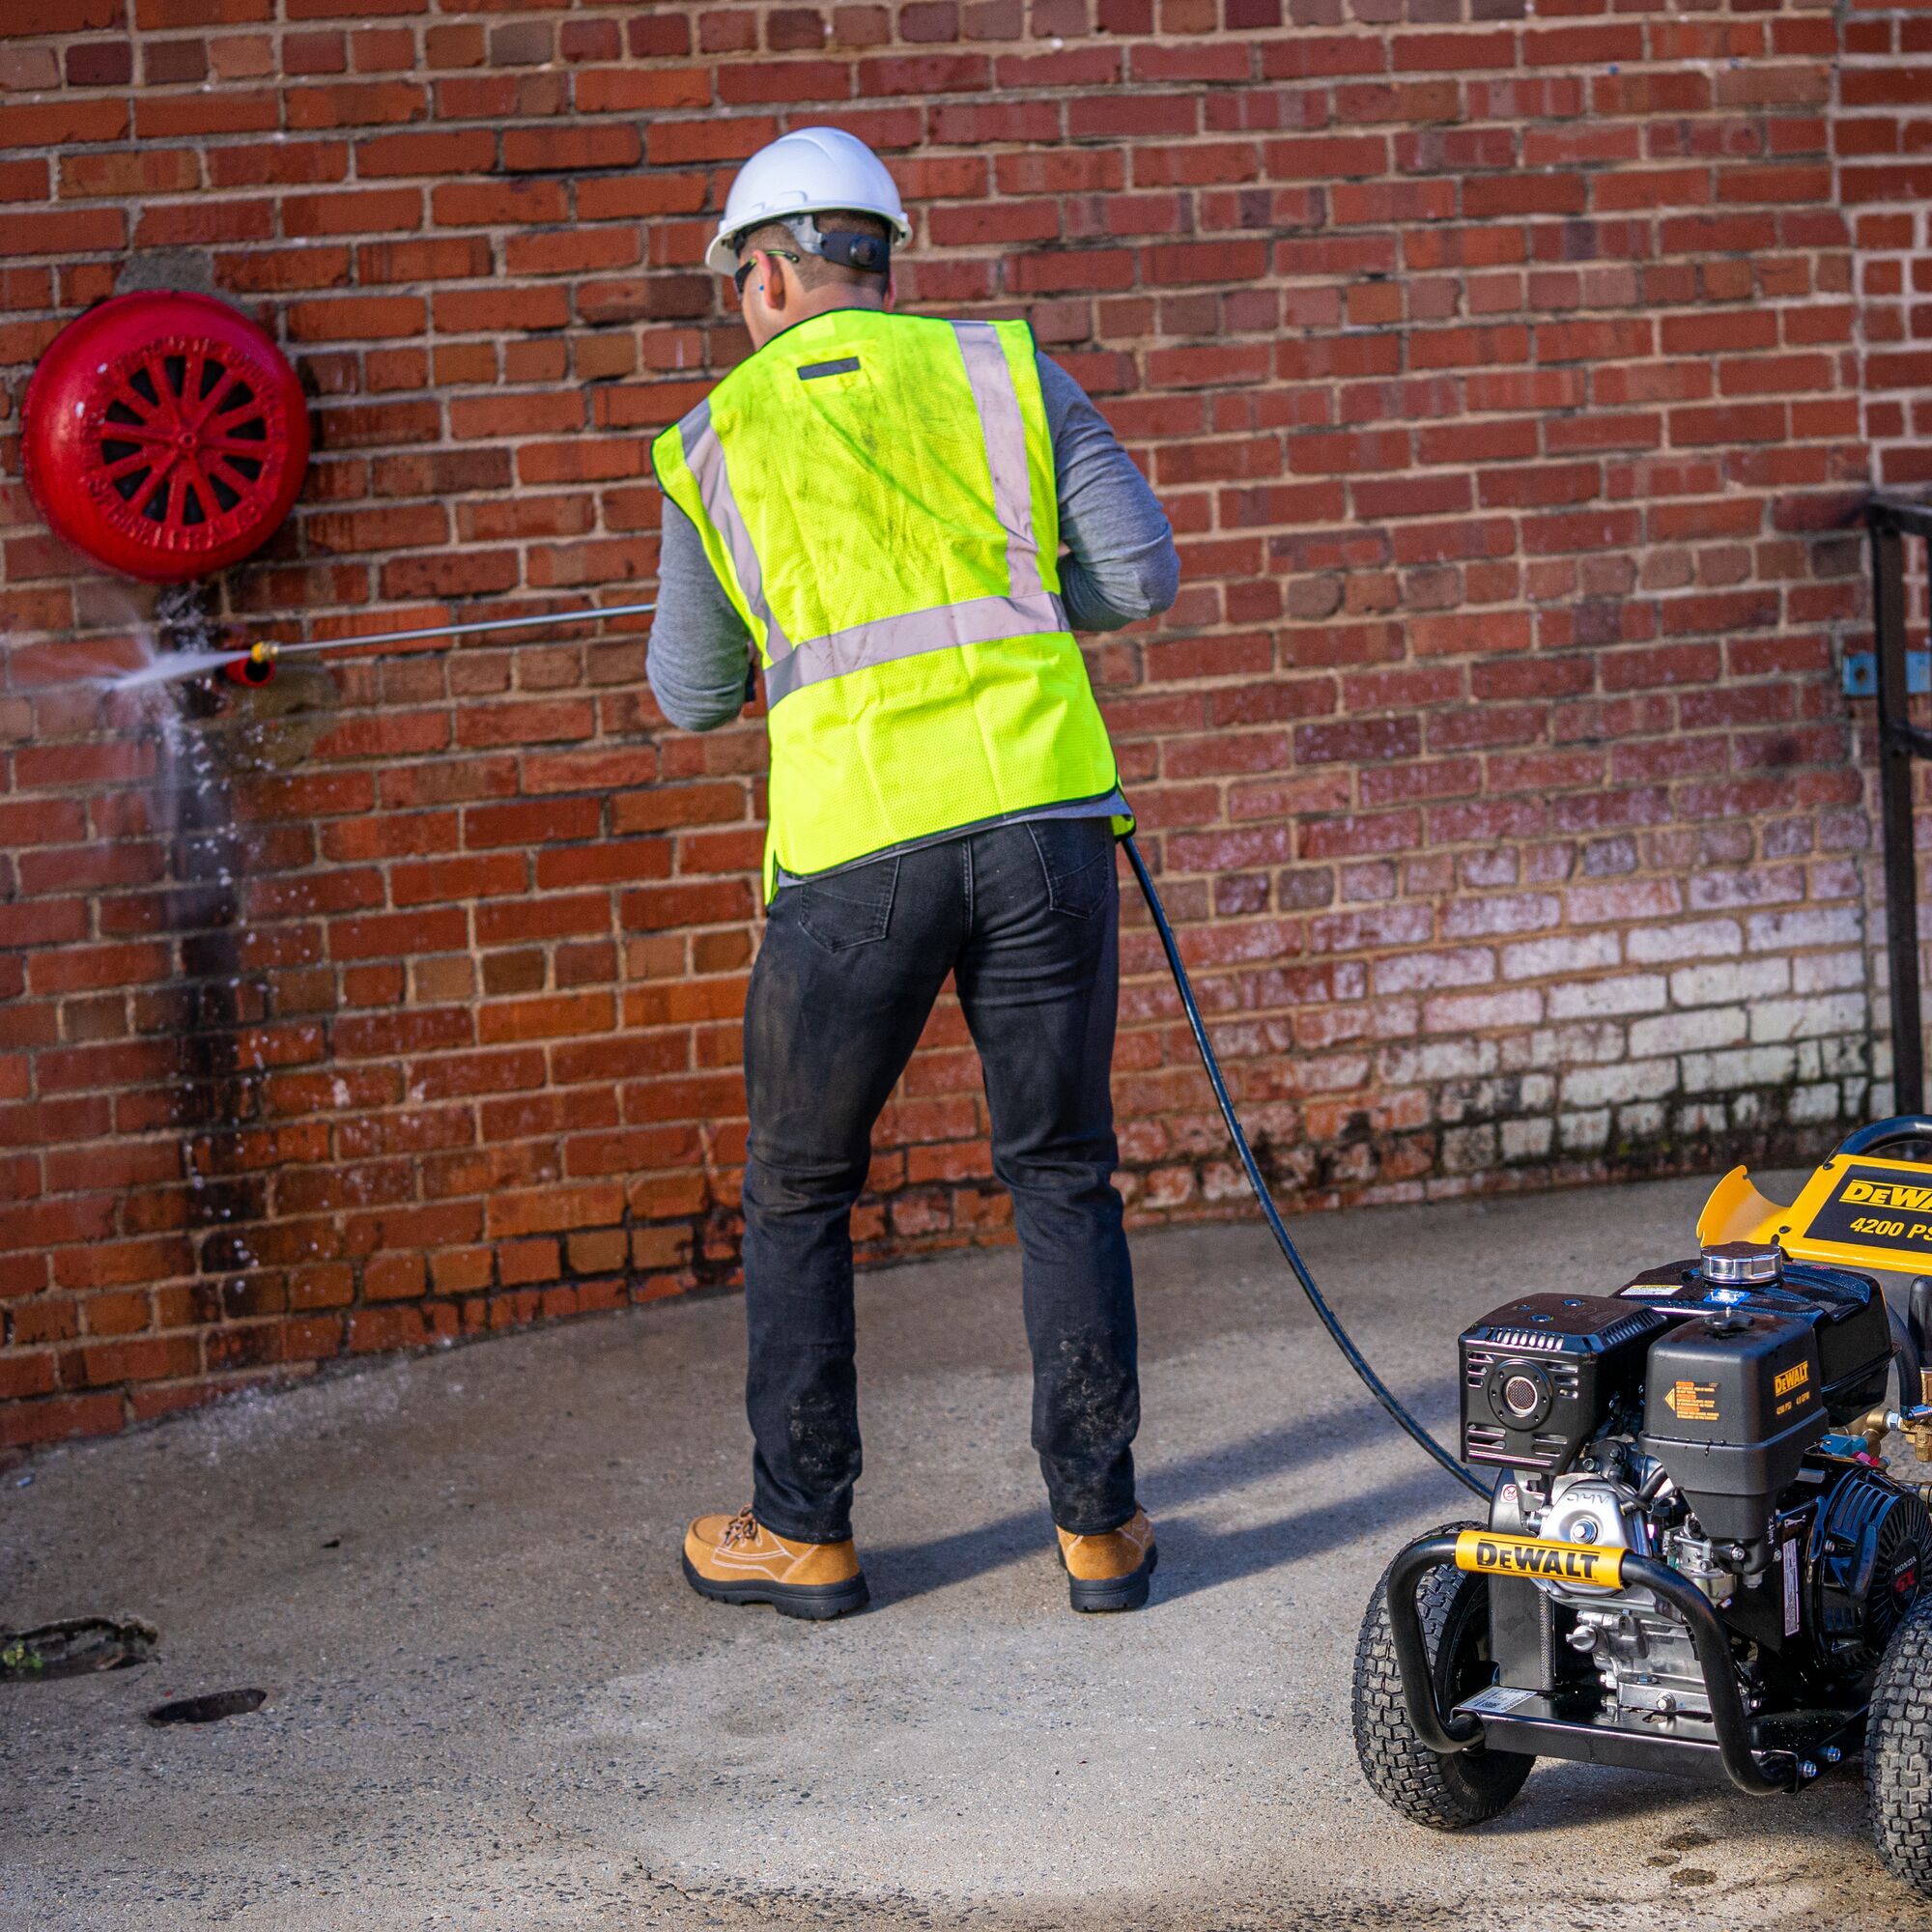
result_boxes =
[21,290,310,583]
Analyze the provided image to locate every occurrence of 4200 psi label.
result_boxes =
[1804,1165,1932,1259]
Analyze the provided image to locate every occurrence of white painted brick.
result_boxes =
[1626,919,1743,963]
[1548,973,1668,1020]
[1667,959,1789,1009]
[1561,1058,1679,1108]
[1628,1007,1747,1058]
[1512,1022,1627,1070]
[1567,880,1683,925]
[1673,1100,1727,1136]
[1361,1179,1428,1207]
[1143,1167,1197,1209]
[1441,893,1562,939]
[1501,1116,1554,1162]
[1373,947,1495,995]
[1501,932,1621,981]
[1560,1108,1610,1151]
[1423,988,1544,1034]
[1730,1092,1763,1127]
[1817,1034,1870,1078]
[1436,1079,1494,1124]
[1792,949,1867,994]
[1295,998,1419,1050]
[1618,1100,1666,1139]
[1747,992,1869,1043]
[1435,1074,1552,1123]
[1689,865,1804,910]
[1307,904,1435,953]
[1203,1160,1259,1205]
[1441,1123,1498,1173]
[1746,906,1863,953]
[1296,1054,1374,1093]
[1788,1081,1843,1123]
[1380,1038,1499,1084]
[1681,1045,1797,1094]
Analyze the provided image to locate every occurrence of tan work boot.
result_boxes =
[1056,1506,1157,1612]
[681,1508,869,1620]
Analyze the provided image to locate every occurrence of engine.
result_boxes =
[1460,1241,1931,1723]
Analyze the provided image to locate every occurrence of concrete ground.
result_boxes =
[6,1171,1932,1932]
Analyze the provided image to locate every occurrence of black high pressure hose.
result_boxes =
[1122,834,1490,1500]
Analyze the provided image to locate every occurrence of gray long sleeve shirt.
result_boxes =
[646,349,1179,733]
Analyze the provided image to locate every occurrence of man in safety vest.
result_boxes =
[651,128,1179,1619]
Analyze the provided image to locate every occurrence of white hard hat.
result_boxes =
[704,127,912,276]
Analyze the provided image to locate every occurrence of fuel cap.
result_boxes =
[1701,1239,1783,1287]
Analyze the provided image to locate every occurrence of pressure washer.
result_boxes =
[1342,1120,1932,1897]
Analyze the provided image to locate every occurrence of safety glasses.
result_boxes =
[733,248,801,298]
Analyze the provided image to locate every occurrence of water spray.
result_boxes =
[109,598,659,693]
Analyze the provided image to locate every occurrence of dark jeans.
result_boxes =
[741,815,1138,1544]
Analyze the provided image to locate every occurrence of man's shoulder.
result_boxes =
[653,382,724,471]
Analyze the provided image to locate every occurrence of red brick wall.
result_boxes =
[1,0,1927,1449]
[1842,0,1932,488]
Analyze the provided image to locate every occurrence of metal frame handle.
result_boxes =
[1383,1534,1793,1796]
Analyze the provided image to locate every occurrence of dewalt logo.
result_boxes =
[1774,1361,1810,1398]
[1841,1179,1932,1210]
[1453,1530,1624,1591]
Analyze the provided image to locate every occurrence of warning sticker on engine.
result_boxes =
[1663,1379,1720,1422]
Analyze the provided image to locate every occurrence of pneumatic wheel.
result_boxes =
[1867,1584,1932,1895]
[1351,1521,1535,1830]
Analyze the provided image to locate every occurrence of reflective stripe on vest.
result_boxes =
[678,399,789,661]
[953,320,1043,602]
[762,589,1067,707]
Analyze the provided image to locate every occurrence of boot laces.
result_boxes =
[720,1507,760,1549]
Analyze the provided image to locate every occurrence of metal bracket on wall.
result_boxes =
[1843,650,1932,697]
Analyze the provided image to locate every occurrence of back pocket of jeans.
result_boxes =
[792,855,899,952]
[1025,818,1113,920]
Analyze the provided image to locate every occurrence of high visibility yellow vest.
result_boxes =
[651,309,1128,899]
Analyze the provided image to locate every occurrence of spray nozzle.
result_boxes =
[220,639,277,686]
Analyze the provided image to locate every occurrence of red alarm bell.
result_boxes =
[21,290,310,583]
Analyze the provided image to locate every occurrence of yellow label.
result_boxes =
[1774,1360,1810,1398]
[1453,1530,1626,1591]
[1664,1379,1720,1422]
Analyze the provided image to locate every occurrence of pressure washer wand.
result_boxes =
[126,599,660,690]
[1122,833,1490,1499]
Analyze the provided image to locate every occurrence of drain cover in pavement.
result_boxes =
[146,1688,267,1726]
[0,1617,157,1681]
